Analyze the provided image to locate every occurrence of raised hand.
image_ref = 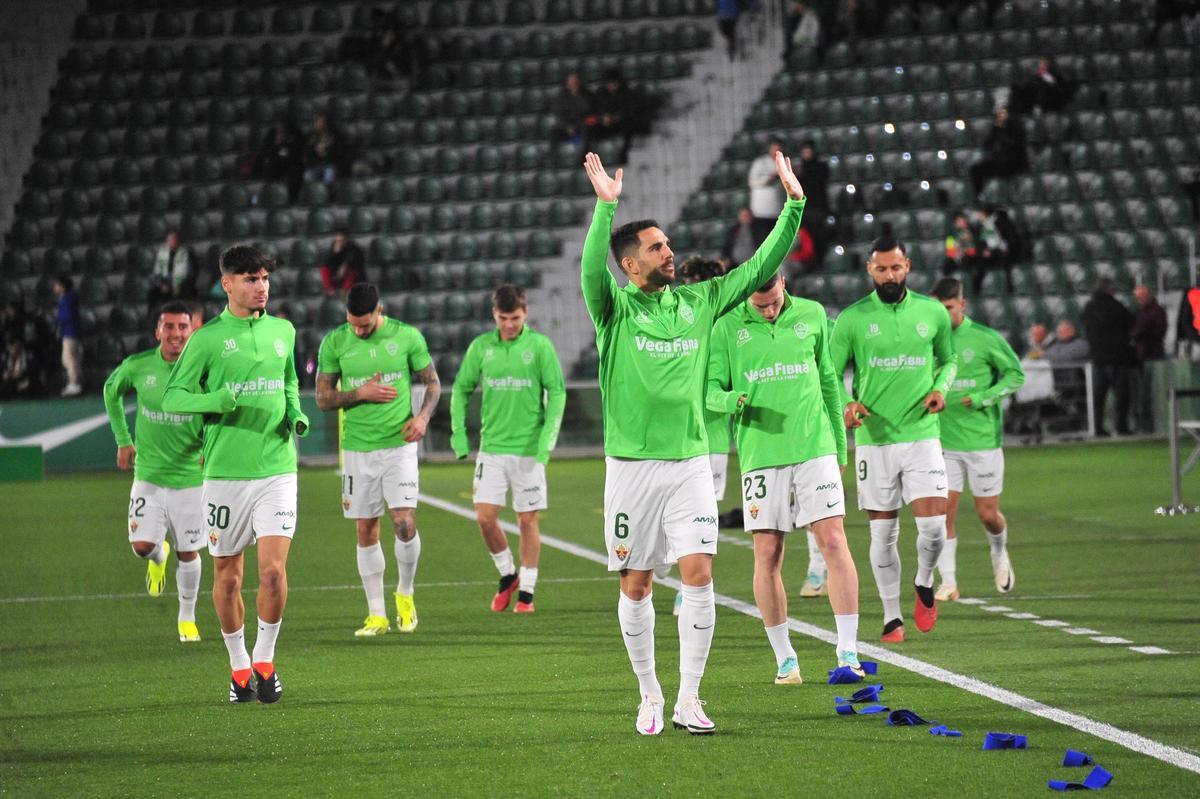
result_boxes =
[584,152,623,202]
[356,372,398,404]
[775,150,805,201]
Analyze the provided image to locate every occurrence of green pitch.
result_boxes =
[1,441,1197,796]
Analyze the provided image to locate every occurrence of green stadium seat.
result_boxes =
[369,237,400,266]
[409,235,441,263]
[109,306,141,334]
[19,189,52,219]
[526,231,558,257]
[106,46,138,73]
[387,207,418,234]
[271,7,303,34]
[32,161,61,189]
[60,188,91,218]
[429,206,458,232]
[152,11,184,38]
[43,247,74,275]
[93,215,125,246]
[304,209,334,237]
[311,6,343,32]
[258,181,291,210]
[112,12,145,39]
[485,232,517,260]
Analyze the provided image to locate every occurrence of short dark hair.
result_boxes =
[55,274,74,291]
[346,282,380,316]
[678,256,725,284]
[334,227,349,237]
[492,284,527,313]
[157,300,192,319]
[869,236,907,258]
[610,219,659,266]
[1095,276,1115,295]
[756,271,782,293]
[219,244,274,275]
[931,277,963,300]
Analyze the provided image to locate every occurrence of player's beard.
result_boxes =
[875,279,906,304]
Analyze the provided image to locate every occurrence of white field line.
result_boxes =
[419,492,1200,777]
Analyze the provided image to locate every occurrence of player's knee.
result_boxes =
[393,515,416,541]
[516,511,538,531]
[475,509,496,527]
[259,565,286,596]
[214,573,241,597]
[177,550,199,563]
[131,542,154,558]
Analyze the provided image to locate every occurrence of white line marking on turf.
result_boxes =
[418,492,1200,777]
[1004,612,1040,620]
[1033,619,1071,627]
[1090,636,1134,645]
[0,576,612,604]
[1065,627,1101,635]
[980,605,1014,612]
[1129,646,1171,655]
[960,599,1174,656]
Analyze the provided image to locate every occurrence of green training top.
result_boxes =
[829,289,958,446]
[707,294,847,472]
[703,405,731,456]
[162,307,308,479]
[450,326,566,463]
[581,197,805,460]
[316,317,433,452]
[103,347,203,488]
[940,316,1025,451]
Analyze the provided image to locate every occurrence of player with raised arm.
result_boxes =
[930,277,1024,600]
[581,151,805,735]
[450,284,565,614]
[102,300,205,642]
[162,245,309,703]
[315,283,440,636]
[707,272,863,683]
[830,237,957,644]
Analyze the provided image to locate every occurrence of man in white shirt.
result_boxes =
[747,139,786,245]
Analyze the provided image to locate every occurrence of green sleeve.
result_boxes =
[705,325,741,414]
[450,340,482,459]
[581,200,619,327]
[408,329,433,372]
[536,338,567,464]
[971,333,1025,408]
[931,306,958,395]
[707,197,805,317]
[828,313,854,409]
[316,332,339,375]
[162,335,235,414]
[815,310,848,466]
[283,343,309,437]
[102,360,134,447]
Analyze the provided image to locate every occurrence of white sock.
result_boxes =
[914,515,947,588]
[175,557,201,623]
[806,530,827,574]
[617,592,662,698]
[869,518,902,623]
[988,527,1008,560]
[764,621,796,666]
[834,613,859,654]
[938,536,958,587]
[221,626,251,672]
[144,542,166,565]
[491,547,515,577]
[394,533,421,596]
[356,543,387,617]
[518,566,538,595]
[251,617,281,665]
[677,581,715,702]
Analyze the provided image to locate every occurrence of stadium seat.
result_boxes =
[232,9,265,36]
[388,207,418,234]
[311,7,343,32]
[271,7,303,34]
[96,215,128,247]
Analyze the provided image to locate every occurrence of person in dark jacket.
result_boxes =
[969,106,1028,200]
[1081,278,1135,436]
[53,275,83,396]
[1131,284,1169,432]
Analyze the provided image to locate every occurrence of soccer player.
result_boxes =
[162,245,309,704]
[707,273,863,683]
[930,277,1024,600]
[581,150,805,735]
[102,300,205,642]
[830,237,957,644]
[450,284,566,614]
[315,283,440,636]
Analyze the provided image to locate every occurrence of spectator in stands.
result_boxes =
[1131,284,1169,432]
[591,69,642,162]
[1026,322,1051,359]
[786,2,821,60]
[52,275,83,397]
[722,207,758,268]
[1,337,36,398]
[972,205,1016,294]
[1044,321,1088,361]
[1,301,27,346]
[1043,320,1089,413]
[319,229,367,296]
[748,138,786,245]
[784,225,818,277]
[304,113,346,185]
[254,122,304,200]
[969,106,1028,201]
[1010,57,1076,116]
[556,72,593,147]
[148,230,193,315]
[716,0,740,59]
[1082,278,1135,436]
[942,211,979,277]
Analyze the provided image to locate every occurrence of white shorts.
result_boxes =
[128,481,206,552]
[603,455,719,572]
[855,439,948,511]
[742,455,845,531]
[342,444,419,518]
[473,452,548,511]
[943,448,1005,497]
[709,453,729,502]
[203,474,298,557]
